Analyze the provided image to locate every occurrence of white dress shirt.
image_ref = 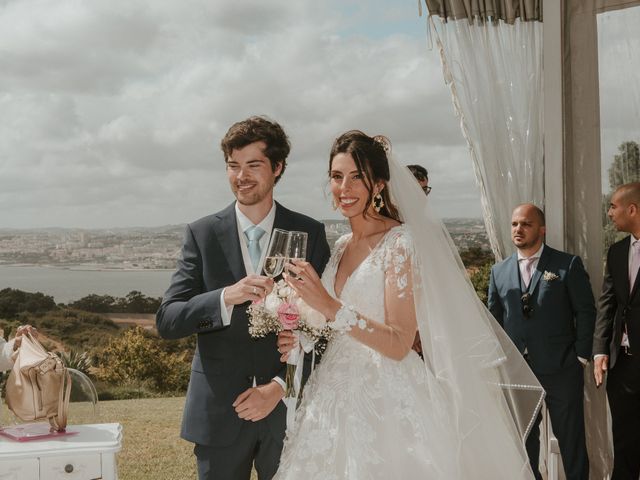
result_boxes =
[623,234,640,347]
[517,244,544,289]
[219,201,276,325]
[217,202,284,391]
[627,235,640,284]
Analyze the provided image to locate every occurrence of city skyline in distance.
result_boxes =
[0,219,490,271]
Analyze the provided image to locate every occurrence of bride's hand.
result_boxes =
[284,260,341,319]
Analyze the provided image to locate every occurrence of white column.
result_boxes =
[543,0,565,249]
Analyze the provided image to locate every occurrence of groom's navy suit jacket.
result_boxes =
[488,245,596,375]
[156,202,330,448]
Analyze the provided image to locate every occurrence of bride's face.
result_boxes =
[330,152,374,218]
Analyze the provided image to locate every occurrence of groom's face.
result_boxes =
[226,141,282,207]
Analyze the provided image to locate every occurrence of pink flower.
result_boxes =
[277,302,300,330]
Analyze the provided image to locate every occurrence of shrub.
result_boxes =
[470,262,492,304]
[94,327,190,394]
[59,350,92,375]
[19,309,120,350]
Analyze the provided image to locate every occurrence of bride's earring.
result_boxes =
[372,192,384,213]
[331,198,338,210]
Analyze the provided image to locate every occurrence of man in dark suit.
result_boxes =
[488,203,595,480]
[156,116,331,480]
[593,182,640,480]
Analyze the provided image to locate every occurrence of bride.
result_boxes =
[274,130,544,479]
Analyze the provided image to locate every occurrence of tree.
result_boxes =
[70,291,161,313]
[69,294,116,313]
[0,288,57,318]
[603,140,640,253]
[608,141,640,189]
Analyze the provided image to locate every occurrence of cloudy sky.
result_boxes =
[0,0,478,229]
[597,7,640,190]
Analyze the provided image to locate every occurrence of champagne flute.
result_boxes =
[263,228,289,278]
[286,231,308,280]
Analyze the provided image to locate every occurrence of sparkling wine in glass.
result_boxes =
[263,228,289,278]
[286,231,308,279]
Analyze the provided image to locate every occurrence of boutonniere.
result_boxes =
[542,271,559,282]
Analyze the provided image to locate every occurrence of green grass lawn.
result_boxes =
[3,396,259,480]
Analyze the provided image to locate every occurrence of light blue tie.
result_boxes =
[244,225,266,272]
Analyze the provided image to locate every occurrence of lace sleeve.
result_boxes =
[334,229,418,361]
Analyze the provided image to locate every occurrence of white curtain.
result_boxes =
[429,17,544,260]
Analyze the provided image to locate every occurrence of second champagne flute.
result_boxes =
[286,231,308,279]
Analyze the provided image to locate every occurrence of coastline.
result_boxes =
[0,263,174,272]
[0,265,173,303]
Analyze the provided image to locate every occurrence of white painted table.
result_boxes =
[0,423,122,480]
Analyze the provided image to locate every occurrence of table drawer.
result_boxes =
[0,458,39,480]
[40,453,102,479]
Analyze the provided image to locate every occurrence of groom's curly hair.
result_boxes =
[220,116,290,184]
[329,130,401,222]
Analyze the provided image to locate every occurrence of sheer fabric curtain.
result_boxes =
[427,16,543,260]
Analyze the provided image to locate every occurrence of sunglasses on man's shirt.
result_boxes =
[521,293,534,317]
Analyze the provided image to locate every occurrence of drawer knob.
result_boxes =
[65,463,74,473]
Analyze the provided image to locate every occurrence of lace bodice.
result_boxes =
[324,225,418,361]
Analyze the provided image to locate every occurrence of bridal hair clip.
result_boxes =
[331,303,366,332]
[372,135,391,154]
[542,271,559,282]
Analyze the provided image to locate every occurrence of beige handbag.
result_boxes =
[5,333,71,431]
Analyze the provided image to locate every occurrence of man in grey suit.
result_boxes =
[157,116,331,480]
[593,182,640,480]
[488,203,595,480]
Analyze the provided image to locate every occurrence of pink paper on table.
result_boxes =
[0,423,78,442]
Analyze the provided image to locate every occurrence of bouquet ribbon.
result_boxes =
[284,330,315,431]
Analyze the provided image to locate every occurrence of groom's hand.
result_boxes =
[594,355,609,387]
[233,381,284,422]
[224,275,274,306]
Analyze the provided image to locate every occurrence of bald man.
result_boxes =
[489,204,595,480]
[594,182,640,480]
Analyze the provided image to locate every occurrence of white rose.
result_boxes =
[296,298,326,330]
[278,284,292,298]
[264,292,281,312]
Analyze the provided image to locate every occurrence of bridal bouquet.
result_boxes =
[248,280,332,398]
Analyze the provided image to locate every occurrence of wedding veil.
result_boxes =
[387,154,545,478]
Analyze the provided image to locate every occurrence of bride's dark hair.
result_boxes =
[329,130,400,222]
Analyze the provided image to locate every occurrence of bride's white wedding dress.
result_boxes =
[275,221,538,479]
[275,226,460,479]
[274,154,542,479]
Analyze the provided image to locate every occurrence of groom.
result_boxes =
[156,116,331,480]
